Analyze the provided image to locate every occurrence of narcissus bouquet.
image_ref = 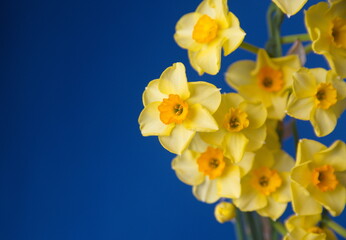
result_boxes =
[138,0,346,239]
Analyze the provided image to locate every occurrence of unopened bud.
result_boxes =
[214,202,236,223]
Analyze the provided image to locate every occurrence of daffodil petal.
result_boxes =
[188,133,209,153]
[234,180,267,211]
[257,197,287,221]
[287,95,314,120]
[142,79,167,106]
[187,82,221,113]
[240,101,267,130]
[172,150,205,186]
[236,152,255,177]
[329,48,346,78]
[222,12,245,56]
[174,12,202,51]
[188,51,204,76]
[138,102,175,136]
[158,62,190,100]
[223,132,249,163]
[272,0,308,16]
[311,108,337,137]
[242,125,266,152]
[297,139,326,165]
[196,0,228,27]
[193,178,219,203]
[314,140,346,172]
[217,165,241,198]
[291,181,322,215]
[293,69,317,98]
[159,124,195,154]
[267,93,288,120]
[308,185,346,216]
[193,41,222,75]
[183,104,218,132]
[225,60,255,90]
[272,172,291,203]
[273,150,295,172]
[200,130,226,146]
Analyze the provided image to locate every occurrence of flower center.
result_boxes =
[223,107,249,132]
[158,94,189,124]
[197,147,226,180]
[308,227,324,234]
[257,67,284,92]
[314,83,337,109]
[251,167,282,196]
[312,165,339,192]
[332,17,346,48]
[192,15,219,44]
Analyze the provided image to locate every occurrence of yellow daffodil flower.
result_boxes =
[272,0,308,16]
[172,134,255,203]
[138,62,221,154]
[174,0,245,75]
[233,146,294,220]
[287,68,346,137]
[291,139,346,216]
[305,0,346,77]
[225,49,301,120]
[200,93,267,163]
[284,214,337,240]
[214,202,236,223]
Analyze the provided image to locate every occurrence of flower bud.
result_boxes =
[214,202,236,223]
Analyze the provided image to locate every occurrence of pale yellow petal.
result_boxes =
[273,150,295,172]
[252,146,275,169]
[183,104,218,132]
[200,130,226,146]
[253,49,278,74]
[287,95,315,121]
[196,0,228,27]
[188,133,209,153]
[305,2,330,46]
[257,197,287,220]
[174,12,202,51]
[234,178,267,211]
[158,62,190,100]
[292,69,317,98]
[192,41,222,75]
[291,161,313,188]
[310,108,337,137]
[272,0,308,16]
[308,184,346,216]
[193,178,219,203]
[138,102,175,136]
[240,101,267,130]
[221,12,245,56]
[296,139,326,165]
[159,124,195,154]
[172,150,205,186]
[272,172,291,203]
[236,152,255,177]
[187,82,221,113]
[291,181,322,215]
[242,125,266,152]
[310,68,328,84]
[267,93,289,120]
[217,165,241,198]
[222,132,249,163]
[314,140,346,172]
[142,79,167,106]
[188,50,204,76]
[225,60,256,90]
[328,48,346,78]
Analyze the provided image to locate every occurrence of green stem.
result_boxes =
[322,219,346,238]
[271,220,287,236]
[243,212,259,240]
[292,120,299,152]
[240,42,260,54]
[235,209,245,240]
[265,3,284,57]
[281,33,310,44]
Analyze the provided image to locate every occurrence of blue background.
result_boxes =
[1,0,345,239]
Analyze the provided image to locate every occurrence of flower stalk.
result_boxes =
[281,33,310,44]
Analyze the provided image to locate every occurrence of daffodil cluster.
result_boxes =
[139,0,346,239]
